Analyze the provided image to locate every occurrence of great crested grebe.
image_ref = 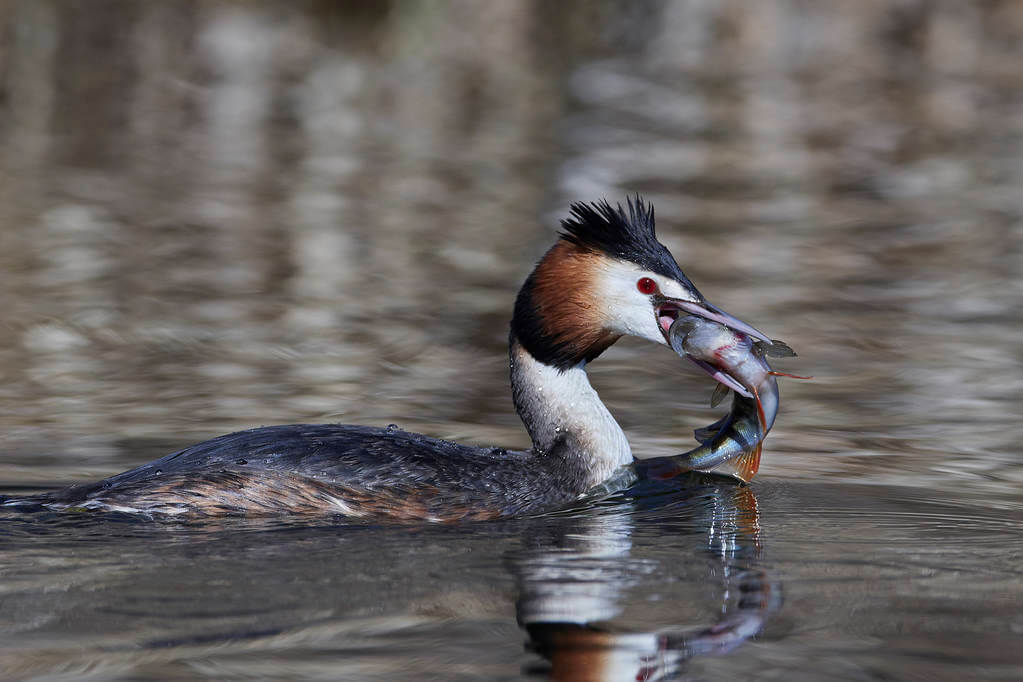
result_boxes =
[6,198,772,521]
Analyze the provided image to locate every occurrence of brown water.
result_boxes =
[1,2,1021,680]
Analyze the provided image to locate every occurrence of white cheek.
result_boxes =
[593,262,669,345]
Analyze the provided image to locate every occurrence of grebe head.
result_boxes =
[513,197,770,370]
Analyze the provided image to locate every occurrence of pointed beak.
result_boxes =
[656,297,773,346]
[678,300,773,345]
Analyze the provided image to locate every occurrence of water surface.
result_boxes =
[1,2,1021,679]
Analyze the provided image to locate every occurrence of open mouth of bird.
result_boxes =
[656,301,759,398]
[657,304,682,336]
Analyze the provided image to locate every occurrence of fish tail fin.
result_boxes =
[732,441,762,483]
[713,439,762,484]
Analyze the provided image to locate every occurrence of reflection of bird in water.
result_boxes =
[3,198,772,520]
[516,478,778,681]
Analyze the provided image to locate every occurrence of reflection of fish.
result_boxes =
[518,481,779,681]
[638,316,809,483]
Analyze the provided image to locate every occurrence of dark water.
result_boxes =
[1,2,1022,679]
[3,480,1019,680]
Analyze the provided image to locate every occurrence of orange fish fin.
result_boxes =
[732,441,762,483]
[751,385,767,436]
[767,371,814,380]
[713,440,763,483]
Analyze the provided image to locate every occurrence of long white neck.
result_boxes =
[510,337,633,489]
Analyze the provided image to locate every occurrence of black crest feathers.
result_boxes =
[558,196,689,282]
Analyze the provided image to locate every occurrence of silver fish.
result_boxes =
[639,316,808,483]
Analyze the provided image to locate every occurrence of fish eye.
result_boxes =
[636,277,658,295]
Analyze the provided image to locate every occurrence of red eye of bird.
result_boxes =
[636,277,658,295]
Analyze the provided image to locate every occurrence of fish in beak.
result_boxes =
[655,294,773,395]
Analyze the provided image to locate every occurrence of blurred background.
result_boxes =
[0,0,1021,502]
